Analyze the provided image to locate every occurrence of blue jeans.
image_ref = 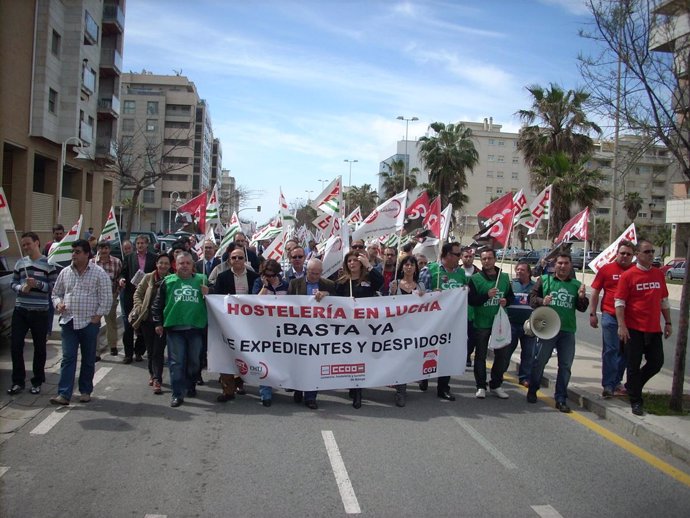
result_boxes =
[167,328,203,399]
[527,331,575,404]
[57,321,100,399]
[508,323,536,382]
[601,312,626,391]
[259,385,273,401]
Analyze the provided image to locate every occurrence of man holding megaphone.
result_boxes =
[526,252,589,413]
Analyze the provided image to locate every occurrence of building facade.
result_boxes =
[0,0,125,252]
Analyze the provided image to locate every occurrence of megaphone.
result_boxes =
[523,306,560,340]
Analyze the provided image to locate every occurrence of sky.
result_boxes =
[122,0,598,225]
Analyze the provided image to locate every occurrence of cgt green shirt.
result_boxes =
[470,271,511,329]
[427,262,472,320]
[540,275,582,333]
[162,273,208,329]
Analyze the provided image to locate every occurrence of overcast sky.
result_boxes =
[123,0,598,223]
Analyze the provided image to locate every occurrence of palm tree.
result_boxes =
[418,122,479,216]
[516,83,602,167]
[623,191,643,223]
[379,158,418,199]
[346,184,379,216]
[531,152,607,237]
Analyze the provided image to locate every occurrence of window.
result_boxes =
[48,88,58,114]
[486,187,493,194]
[82,65,96,94]
[146,119,158,132]
[487,171,494,178]
[512,157,519,165]
[143,190,155,203]
[488,139,496,146]
[147,101,159,115]
[487,155,496,162]
[84,10,99,44]
[497,155,505,163]
[512,172,518,180]
[51,30,61,57]
[163,174,189,181]
[162,156,189,164]
[496,187,504,195]
[165,121,190,129]
[497,140,505,146]
[121,118,134,132]
[123,100,135,114]
[497,171,504,179]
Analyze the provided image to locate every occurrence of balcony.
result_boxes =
[102,4,125,34]
[98,95,120,118]
[80,121,94,144]
[96,138,117,160]
[99,47,122,75]
[649,12,690,52]
[82,66,96,95]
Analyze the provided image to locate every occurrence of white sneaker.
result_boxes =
[475,388,486,399]
[491,387,509,399]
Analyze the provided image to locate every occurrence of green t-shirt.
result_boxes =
[540,275,581,333]
[162,273,208,329]
[428,262,472,320]
[470,272,511,329]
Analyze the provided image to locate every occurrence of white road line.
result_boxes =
[531,504,564,517]
[0,466,9,478]
[144,515,167,518]
[451,416,518,470]
[30,366,112,436]
[321,430,362,515]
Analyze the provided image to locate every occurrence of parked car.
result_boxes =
[660,258,684,274]
[652,256,662,268]
[666,261,686,280]
[522,249,550,265]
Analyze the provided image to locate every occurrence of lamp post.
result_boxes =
[58,136,90,223]
[168,191,181,233]
[305,190,314,202]
[343,159,358,213]
[396,115,419,191]
[317,179,329,191]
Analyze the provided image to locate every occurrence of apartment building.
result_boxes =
[118,73,214,232]
[0,0,125,251]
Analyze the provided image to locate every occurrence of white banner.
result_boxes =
[587,222,637,273]
[206,289,467,390]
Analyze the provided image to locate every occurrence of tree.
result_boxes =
[516,83,603,168]
[418,122,479,222]
[580,0,690,410]
[590,216,611,250]
[530,152,607,236]
[623,191,644,223]
[107,123,193,236]
[654,225,672,258]
[379,159,418,199]
[346,183,379,217]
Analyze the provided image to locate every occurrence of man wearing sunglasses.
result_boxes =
[589,240,635,399]
[615,240,672,416]
[285,246,307,282]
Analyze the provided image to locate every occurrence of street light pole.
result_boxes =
[396,116,418,192]
[168,191,180,233]
[343,159,358,214]
[317,179,329,191]
[58,136,89,223]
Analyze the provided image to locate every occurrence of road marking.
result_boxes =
[0,467,9,478]
[451,416,517,470]
[321,430,361,514]
[144,515,167,518]
[531,505,564,517]
[30,366,112,436]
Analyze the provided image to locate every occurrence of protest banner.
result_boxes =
[206,289,467,391]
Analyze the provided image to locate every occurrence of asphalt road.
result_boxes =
[2,357,690,517]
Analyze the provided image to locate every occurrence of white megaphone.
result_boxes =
[523,306,560,340]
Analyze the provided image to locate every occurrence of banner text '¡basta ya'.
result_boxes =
[226,300,442,320]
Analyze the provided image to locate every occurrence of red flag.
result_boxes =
[423,196,441,238]
[406,191,430,220]
[473,193,514,247]
[555,208,589,245]
[177,191,207,233]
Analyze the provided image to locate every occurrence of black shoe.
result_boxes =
[217,393,235,402]
[170,397,183,408]
[602,388,614,399]
[122,357,133,365]
[186,389,197,398]
[305,400,318,410]
[555,402,572,413]
[197,378,205,386]
[262,399,272,407]
[352,389,362,409]
[631,403,644,416]
[293,391,303,404]
[236,387,247,396]
[466,360,472,368]
[7,385,24,395]
[418,380,428,392]
[95,355,101,362]
[437,391,456,401]
[30,385,41,395]
[134,354,143,362]
[394,392,406,407]
[526,392,537,404]
[110,348,119,356]
[348,388,356,399]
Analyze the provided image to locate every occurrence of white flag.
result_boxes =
[48,215,83,265]
[351,191,407,242]
[588,223,638,273]
[512,190,531,226]
[98,206,120,242]
[346,206,362,226]
[311,177,342,217]
[216,212,242,257]
[439,203,453,241]
[0,218,9,252]
[321,233,345,279]
[206,184,221,225]
[0,187,16,231]
[523,185,552,235]
[262,228,286,262]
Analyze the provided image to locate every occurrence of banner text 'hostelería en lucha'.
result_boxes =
[206,289,467,391]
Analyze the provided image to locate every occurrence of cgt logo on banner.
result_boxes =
[206,289,468,391]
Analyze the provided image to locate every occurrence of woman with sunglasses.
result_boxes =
[387,255,425,407]
[335,249,383,409]
[252,259,289,407]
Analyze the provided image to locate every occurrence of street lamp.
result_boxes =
[58,136,90,223]
[305,189,314,202]
[238,205,261,215]
[168,191,181,233]
[396,115,419,191]
[343,159,358,213]
[318,179,329,191]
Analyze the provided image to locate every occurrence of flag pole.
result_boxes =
[581,208,590,284]
[496,211,516,289]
